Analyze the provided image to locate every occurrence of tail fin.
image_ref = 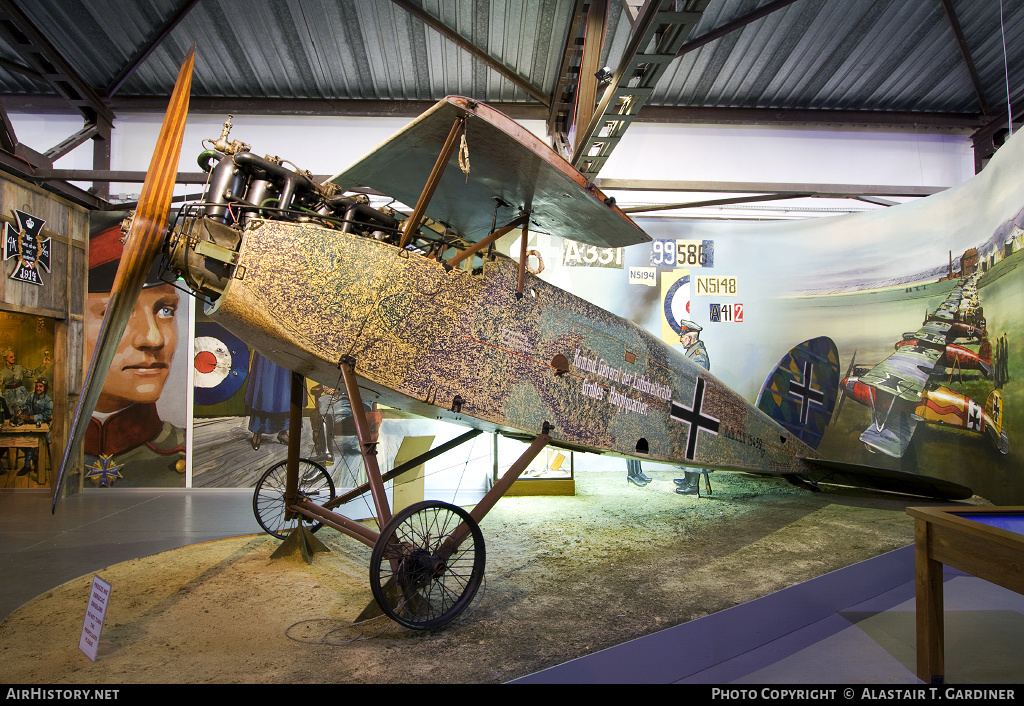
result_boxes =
[755,337,840,450]
[985,389,1010,454]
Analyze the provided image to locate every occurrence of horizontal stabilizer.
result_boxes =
[800,458,972,500]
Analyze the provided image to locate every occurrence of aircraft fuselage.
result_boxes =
[194,217,817,475]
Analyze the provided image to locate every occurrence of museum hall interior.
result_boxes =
[0,0,1022,685]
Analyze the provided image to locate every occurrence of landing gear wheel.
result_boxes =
[253,458,335,540]
[370,500,485,631]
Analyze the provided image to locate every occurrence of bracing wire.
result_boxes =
[1000,0,1014,136]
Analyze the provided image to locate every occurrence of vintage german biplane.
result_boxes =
[53,53,972,631]
[840,272,1007,459]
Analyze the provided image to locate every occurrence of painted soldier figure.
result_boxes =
[84,225,185,487]
[626,319,713,491]
[19,377,52,478]
[678,319,710,370]
[2,347,50,416]
[675,320,712,497]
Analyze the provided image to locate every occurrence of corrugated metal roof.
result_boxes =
[1,0,1022,125]
[653,0,1024,116]
[2,0,575,104]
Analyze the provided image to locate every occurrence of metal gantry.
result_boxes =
[571,0,708,180]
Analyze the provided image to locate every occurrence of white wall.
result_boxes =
[11,111,975,211]
[603,123,974,187]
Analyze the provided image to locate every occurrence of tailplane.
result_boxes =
[800,458,973,500]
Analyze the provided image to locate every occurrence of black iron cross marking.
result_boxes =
[968,403,981,431]
[870,372,907,393]
[4,209,49,287]
[670,377,720,460]
[788,361,825,424]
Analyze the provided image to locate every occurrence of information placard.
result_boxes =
[79,575,111,661]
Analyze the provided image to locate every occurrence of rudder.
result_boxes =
[755,336,840,450]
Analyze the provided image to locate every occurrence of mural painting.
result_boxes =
[83,214,188,487]
[531,130,1024,505]
[191,315,376,491]
[57,124,1022,508]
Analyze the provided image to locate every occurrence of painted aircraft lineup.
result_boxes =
[53,53,974,630]
[839,272,1008,459]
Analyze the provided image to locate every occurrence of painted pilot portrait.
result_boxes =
[83,221,187,487]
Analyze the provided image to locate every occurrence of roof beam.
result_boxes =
[674,0,802,58]
[572,0,709,178]
[0,97,16,152]
[0,55,42,82]
[632,105,985,129]
[0,94,52,170]
[389,0,550,106]
[0,0,115,125]
[0,153,108,210]
[970,98,1023,173]
[105,0,201,98]
[595,178,946,198]
[572,0,609,155]
[547,0,589,154]
[30,168,325,185]
[939,0,991,115]
[623,192,813,213]
[43,121,99,162]
[1,92,986,130]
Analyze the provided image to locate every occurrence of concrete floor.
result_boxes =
[2,487,1022,684]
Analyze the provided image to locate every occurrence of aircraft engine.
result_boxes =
[166,117,400,301]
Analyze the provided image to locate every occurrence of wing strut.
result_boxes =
[871,391,901,433]
[446,214,528,269]
[444,423,552,552]
[399,115,466,249]
[323,428,483,509]
[516,216,532,298]
[282,370,305,524]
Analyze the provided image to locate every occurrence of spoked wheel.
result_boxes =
[370,500,486,631]
[253,458,335,540]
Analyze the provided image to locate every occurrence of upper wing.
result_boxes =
[859,345,943,402]
[909,322,951,346]
[329,96,650,249]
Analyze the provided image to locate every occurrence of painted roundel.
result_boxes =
[663,274,691,335]
[193,323,248,406]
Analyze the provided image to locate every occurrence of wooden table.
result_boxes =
[0,422,51,486]
[907,505,1024,683]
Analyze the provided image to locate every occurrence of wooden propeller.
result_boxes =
[51,49,194,512]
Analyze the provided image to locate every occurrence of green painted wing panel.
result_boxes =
[859,346,942,402]
[328,96,650,249]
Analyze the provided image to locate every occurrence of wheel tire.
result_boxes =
[370,500,485,630]
[253,458,335,540]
